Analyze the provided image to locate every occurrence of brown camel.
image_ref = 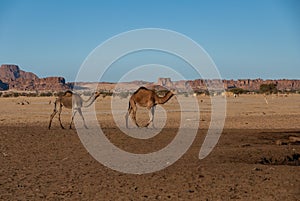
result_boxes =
[125,87,175,128]
[48,90,103,129]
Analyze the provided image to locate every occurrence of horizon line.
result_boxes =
[1,64,299,82]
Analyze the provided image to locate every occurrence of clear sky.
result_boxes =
[0,0,299,82]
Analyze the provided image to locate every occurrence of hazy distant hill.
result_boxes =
[0,64,299,92]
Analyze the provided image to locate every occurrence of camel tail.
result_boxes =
[128,101,131,110]
[125,101,130,128]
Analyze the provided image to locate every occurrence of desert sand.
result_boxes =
[0,94,300,200]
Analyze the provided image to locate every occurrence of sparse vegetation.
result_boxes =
[27,92,38,97]
[229,88,249,95]
[2,93,12,97]
[101,91,113,96]
[1,82,300,99]
[259,83,278,94]
[118,91,130,99]
[193,90,206,96]
[39,92,53,97]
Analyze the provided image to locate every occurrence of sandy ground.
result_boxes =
[0,94,300,200]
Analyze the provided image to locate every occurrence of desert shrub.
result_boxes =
[230,88,248,94]
[118,91,129,99]
[13,92,19,97]
[40,92,53,97]
[0,92,2,97]
[183,92,189,97]
[2,93,12,97]
[288,89,297,94]
[204,90,210,96]
[82,91,93,96]
[194,90,205,96]
[27,92,37,97]
[260,83,278,94]
[102,91,113,96]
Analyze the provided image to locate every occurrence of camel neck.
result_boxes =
[83,95,97,107]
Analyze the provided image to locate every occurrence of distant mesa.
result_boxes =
[0,64,70,91]
[155,77,300,92]
[185,78,300,92]
[222,78,300,92]
[157,77,174,88]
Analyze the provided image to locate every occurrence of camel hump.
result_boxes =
[138,86,148,90]
[64,90,73,96]
[134,87,149,94]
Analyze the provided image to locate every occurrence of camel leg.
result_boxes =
[58,104,65,129]
[48,106,58,129]
[127,99,139,128]
[132,106,139,128]
[151,105,156,128]
[78,108,88,129]
[146,106,156,128]
[125,106,132,129]
[69,110,77,129]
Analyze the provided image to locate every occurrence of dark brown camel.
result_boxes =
[125,87,175,128]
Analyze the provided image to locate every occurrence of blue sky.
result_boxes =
[0,0,299,82]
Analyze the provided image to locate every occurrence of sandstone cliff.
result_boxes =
[157,78,174,88]
[0,80,8,90]
[157,78,300,92]
[0,64,69,91]
[223,79,300,91]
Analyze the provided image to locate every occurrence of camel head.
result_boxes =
[94,91,101,98]
[93,91,107,99]
[93,91,104,99]
[82,91,105,108]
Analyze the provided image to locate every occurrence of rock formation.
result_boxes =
[0,64,299,92]
[223,79,300,91]
[0,64,37,83]
[0,80,9,90]
[157,78,300,92]
[0,64,69,91]
[157,78,174,88]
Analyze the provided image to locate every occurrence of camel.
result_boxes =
[48,90,103,129]
[125,87,175,128]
